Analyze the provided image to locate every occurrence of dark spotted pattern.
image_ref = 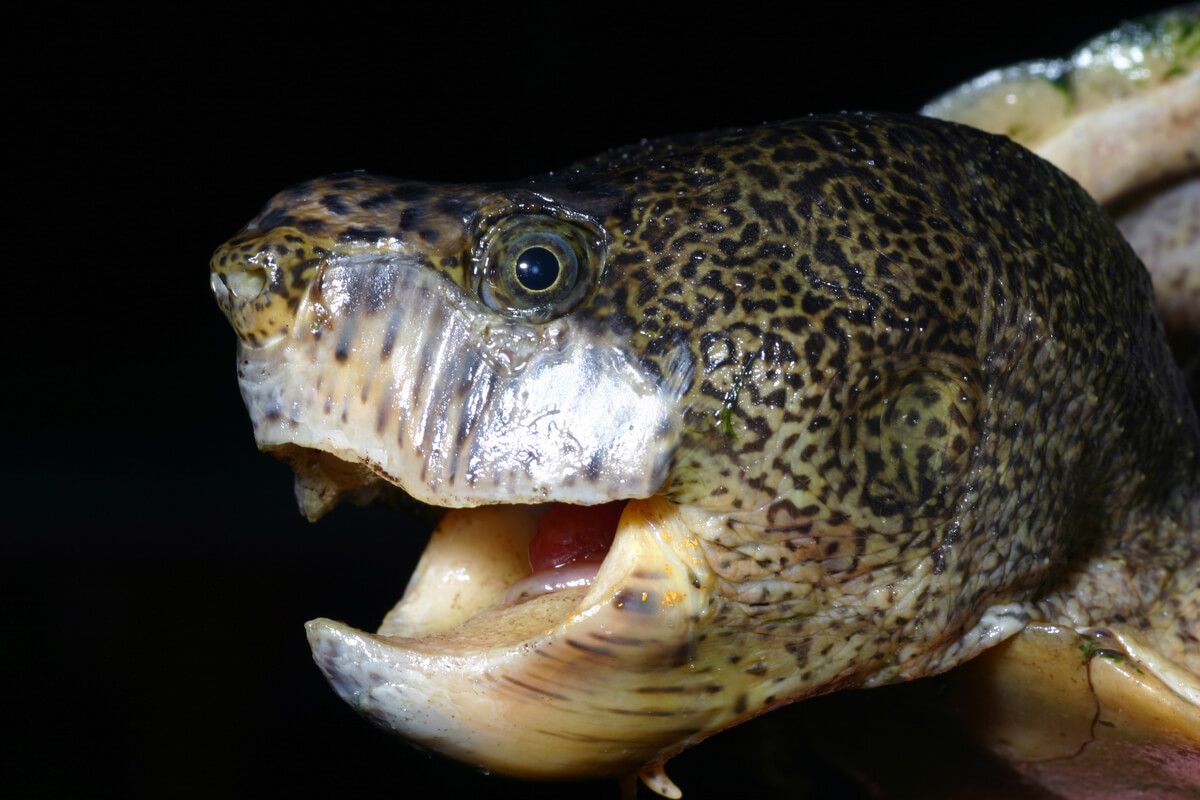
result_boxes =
[214,112,1200,726]
[558,116,1198,678]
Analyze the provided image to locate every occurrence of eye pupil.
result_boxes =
[515,246,560,292]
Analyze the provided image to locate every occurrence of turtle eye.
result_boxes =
[503,233,579,302]
[476,213,602,321]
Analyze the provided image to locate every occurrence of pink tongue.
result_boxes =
[528,501,626,572]
[504,501,628,606]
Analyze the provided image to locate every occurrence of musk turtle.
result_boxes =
[210,7,1199,798]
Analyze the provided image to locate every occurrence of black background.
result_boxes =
[8,4,1171,798]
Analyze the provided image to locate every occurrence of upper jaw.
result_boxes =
[223,238,689,511]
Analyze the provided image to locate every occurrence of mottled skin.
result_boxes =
[575,117,1200,680]
[213,112,1200,774]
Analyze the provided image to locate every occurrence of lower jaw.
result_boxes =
[305,496,729,781]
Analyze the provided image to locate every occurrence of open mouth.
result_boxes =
[373,500,627,642]
[304,483,724,790]
[213,219,719,790]
[502,501,625,605]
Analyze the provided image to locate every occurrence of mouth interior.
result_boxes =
[506,500,626,603]
[374,499,630,643]
[279,446,640,645]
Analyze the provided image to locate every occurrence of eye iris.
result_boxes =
[514,246,560,292]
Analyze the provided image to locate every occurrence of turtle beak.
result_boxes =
[305,497,728,780]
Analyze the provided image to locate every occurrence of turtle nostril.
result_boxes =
[210,229,314,345]
[222,264,267,300]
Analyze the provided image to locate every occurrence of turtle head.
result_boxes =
[212,115,1199,789]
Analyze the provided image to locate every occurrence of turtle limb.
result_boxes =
[947,623,1200,800]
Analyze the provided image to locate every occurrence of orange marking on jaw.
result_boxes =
[662,591,684,607]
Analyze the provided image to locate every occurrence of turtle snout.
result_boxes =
[210,227,320,347]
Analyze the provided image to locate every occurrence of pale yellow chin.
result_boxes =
[305,497,725,788]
